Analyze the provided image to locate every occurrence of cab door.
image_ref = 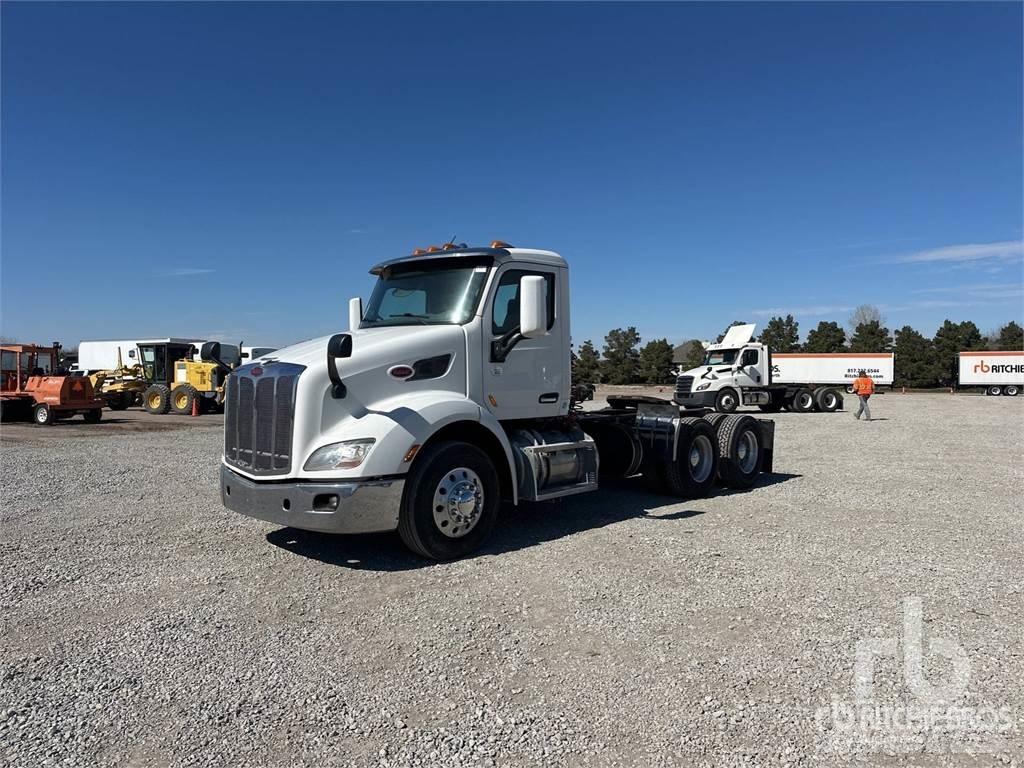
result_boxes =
[734,347,765,389]
[483,265,566,420]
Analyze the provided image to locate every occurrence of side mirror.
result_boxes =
[348,297,363,331]
[519,276,547,338]
[201,342,221,362]
[327,333,353,399]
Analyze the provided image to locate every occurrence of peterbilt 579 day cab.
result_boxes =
[958,350,1023,397]
[219,242,778,560]
[673,324,894,414]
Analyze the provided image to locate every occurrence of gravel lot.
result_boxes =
[2,393,1022,767]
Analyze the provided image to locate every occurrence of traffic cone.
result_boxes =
[191,396,200,417]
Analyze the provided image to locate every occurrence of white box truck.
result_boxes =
[673,324,895,414]
[217,242,781,560]
[958,351,1023,396]
[77,339,245,374]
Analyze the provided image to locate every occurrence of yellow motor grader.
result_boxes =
[89,350,148,410]
[138,341,234,415]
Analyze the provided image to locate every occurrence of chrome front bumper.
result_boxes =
[220,465,403,534]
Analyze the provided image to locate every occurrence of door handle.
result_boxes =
[538,392,559,404]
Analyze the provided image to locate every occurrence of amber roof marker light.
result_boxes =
[490,240,513,248]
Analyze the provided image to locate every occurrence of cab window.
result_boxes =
[741,349,759,367]
[491,270,555,335]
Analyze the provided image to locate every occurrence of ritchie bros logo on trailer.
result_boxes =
[973,360,1024,375]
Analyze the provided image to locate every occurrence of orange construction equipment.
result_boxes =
[1,343,106,425]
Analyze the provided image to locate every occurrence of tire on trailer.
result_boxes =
[171,384,199,415]
[33,403,54,426]
[398,440,500,560]
[657,417,719,498]
[107,392,129,410]
[715,414,762,489]
[714,387,739,413]
[1004,385,1020,397]
[986,386,1002,396]
[84,408,102,423]
[814,388,842,412]
[844,384,855,394]
[143,384,171,414]
[790,388,815,413]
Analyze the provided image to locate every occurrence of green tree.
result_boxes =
[849,320,892,352]
[997,321,1024,351]
[716,320,750,344]
[893,326,937,388]
[682,340,706,371]
[638,338,675,385]
[932,320,985,386]
[573,340,601,384]
[803,321,847,353]
[758,314,800,352]
[600,327,641,384]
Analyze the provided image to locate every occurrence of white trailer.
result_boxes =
[772,353,895,392]
[217,242,780,560]
[958,351,1023,396]
[673,324,894,414]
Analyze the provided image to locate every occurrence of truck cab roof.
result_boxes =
[370,245,566,275]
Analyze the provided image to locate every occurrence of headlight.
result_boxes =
[303,439,376,471]
[696,383,711,391]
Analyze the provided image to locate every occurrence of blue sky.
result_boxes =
[2,2,1021,350]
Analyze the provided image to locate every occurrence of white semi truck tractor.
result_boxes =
[673,324,895,414]
[218,242,778,559]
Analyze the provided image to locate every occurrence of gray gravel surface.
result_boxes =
[2,393,1022,767]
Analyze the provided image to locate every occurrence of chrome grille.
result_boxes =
[675,375,694,398]
[224,363,305,475]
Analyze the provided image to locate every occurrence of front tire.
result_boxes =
[143,384,171,414]
[398,441,500,560]
[84,409,102,423]
[33,403,54,425]
[714,388,739,413]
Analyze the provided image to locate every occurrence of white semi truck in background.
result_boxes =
[218,242,779,560]
[673,324,895,413]
[958,351,1023,396]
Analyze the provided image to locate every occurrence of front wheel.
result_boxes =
[714,388,739,413]
[33,403,54,425]
[398,441,500,560]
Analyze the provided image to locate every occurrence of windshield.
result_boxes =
[361,259,490,328]
[703,349,738,366]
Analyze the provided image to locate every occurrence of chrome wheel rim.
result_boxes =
[823,393,837,409]
[688,435,714,483]
[35,408,47,423]
[736,430,759,473]
[720,393,735,410]
[798,393,812,409]
[1007,386,1019,396]
[433,467,484,538]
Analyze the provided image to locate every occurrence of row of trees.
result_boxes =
[575,329,677,386]
[577,310,1023,388]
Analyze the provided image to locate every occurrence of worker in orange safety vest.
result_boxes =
[852,370,875,421]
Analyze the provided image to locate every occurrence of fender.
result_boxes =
[298,392,515,491]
